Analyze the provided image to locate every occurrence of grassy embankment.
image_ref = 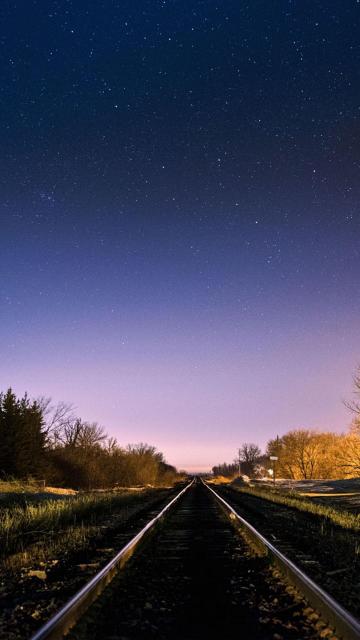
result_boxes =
[0,485,165,569]
[0,479,77,508]
[0,479,46,493]
[232,484,360,531]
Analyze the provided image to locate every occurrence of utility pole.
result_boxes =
[270,456,278,487]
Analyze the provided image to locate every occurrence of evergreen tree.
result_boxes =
[0,389,45,478]
[0,389,21,476]
[15,395,45,477]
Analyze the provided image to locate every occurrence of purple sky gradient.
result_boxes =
[1,1,360,472]
[3,303,359,470]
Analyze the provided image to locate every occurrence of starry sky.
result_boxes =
[1,1,360,471]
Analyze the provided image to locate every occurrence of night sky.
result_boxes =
[1,1,360,471]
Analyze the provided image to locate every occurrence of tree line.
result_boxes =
[213,367,360,480]
[0,389,181,489]
[213,427,360,481]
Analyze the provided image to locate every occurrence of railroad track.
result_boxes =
[212,484,360,618]
[29,479,360,640]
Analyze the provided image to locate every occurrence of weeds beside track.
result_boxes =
[0,489,165,559]
[231,484,360,531]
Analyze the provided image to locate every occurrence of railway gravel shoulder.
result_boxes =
[0,487,180,640]
[214,484,360,619]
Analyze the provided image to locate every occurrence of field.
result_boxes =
[228,478,360,531]
[0,480,170,569]
[273,477,360,513]
[0,481,178,638]
[245,477,360,517]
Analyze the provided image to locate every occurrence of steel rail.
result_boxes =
[30,480,193,640]
[205,481,360,640]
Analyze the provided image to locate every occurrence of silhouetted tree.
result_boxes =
[212,462,238,478]
[0,389,18,476]
[0,389,45,478]
[0,388,181,489]
[37,397,75,447]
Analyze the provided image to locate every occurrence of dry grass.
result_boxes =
[0,479,45,494]
[41,486,78,495]
[299,491,360,497]
[0,490,152,559]
[232,484,360,531]
[3,522,94,573]
[208,475,234,485]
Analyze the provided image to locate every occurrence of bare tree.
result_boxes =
[337,427,360,475]
[350,420,360,436]
[58,419,107,448]
[267,430,342,480]
[2,389,181,489]
[212,462,238,478]
[239,443,262,461]
[344,366,360,427]
[238,443,262,477]
[125,443,164,485]
[59,418,84,447]
[77,422,107,448]
[104,437,118,454]
[37,397,75,446]
[127,443,162,459]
